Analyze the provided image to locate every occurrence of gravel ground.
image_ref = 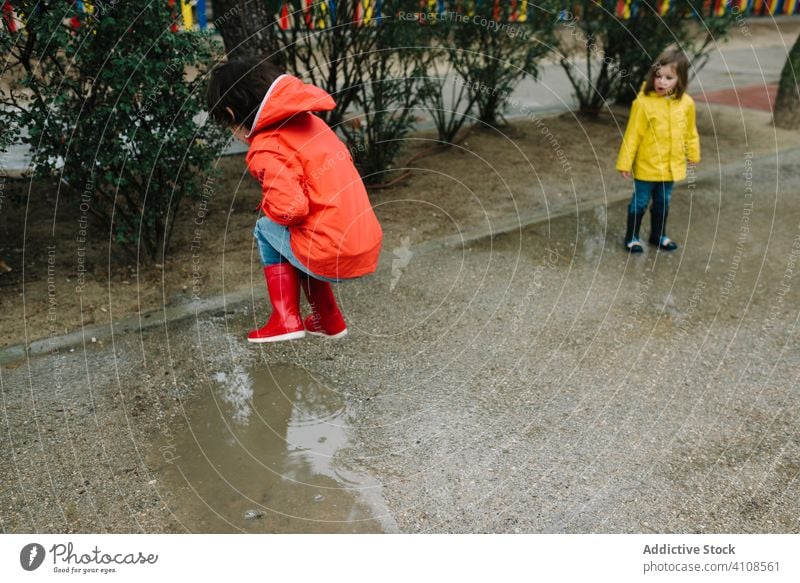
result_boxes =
[317,156,800,533]
[2,147,798,533]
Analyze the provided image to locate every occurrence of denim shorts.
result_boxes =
[253,216,340,283]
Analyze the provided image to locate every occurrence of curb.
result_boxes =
[0,289,253,367]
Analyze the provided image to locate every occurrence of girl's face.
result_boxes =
[654,64,679,96]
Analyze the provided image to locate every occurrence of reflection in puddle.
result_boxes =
[213,365,253,425]
[152,364,396,533]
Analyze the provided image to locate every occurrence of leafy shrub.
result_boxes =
[0,1,227,261]
[557,1,733,114]
[272,0,378,130]
[270,1,427,184]
[211,2,559,181]
[339,5,427,183]
[415,15,479,144]
[444,1,558,127]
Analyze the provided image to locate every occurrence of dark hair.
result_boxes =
[206,58,284,129]
[643,45,690,99]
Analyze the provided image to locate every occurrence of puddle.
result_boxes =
[150,364,396,533]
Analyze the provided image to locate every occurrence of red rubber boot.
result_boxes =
[301,277,348,339]
[247,263,306,343]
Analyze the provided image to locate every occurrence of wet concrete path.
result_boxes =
[2,149,799,533]
[337,150,800,533]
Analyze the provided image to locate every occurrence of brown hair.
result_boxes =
[206,58,284,129]
[643,45,690,99]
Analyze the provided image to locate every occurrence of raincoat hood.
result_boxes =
[246,74,336,138]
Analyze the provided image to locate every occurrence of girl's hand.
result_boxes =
[620,171,632,179]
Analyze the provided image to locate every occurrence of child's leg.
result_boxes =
[248,217,305,343]
[264,213,345,337]
[253,216,293,266]
[624,180,652,250]
[300,276,348,339]
[649,182,676,249]
[253,216,340,282]
[249,217,347,342]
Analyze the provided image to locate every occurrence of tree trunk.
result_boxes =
[210,0,283,63]
[773,33,800,130]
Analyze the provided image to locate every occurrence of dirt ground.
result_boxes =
[2,103,800,350]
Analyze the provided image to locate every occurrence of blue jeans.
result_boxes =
[629,180,674,215]
[253,216,340,283]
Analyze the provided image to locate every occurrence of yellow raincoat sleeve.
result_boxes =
[616,99,646,173]
[685,98,701,164]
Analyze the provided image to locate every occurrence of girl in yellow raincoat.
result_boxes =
[616,46,701,253]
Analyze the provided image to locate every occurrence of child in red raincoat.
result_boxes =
[207,59,383,343]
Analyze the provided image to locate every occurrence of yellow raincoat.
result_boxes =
[616,90,701,182]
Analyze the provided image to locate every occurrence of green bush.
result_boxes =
[449,1,557,126]
[557,1,733,114]
[339,2,431,183]
[273,0,377,131]
[0,1,227,261]
[415,16,478,144]
[611,2,733,106]
[212,2,558,181]
[272,1,428,184]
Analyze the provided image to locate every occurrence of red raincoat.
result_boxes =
[245,75,382,279]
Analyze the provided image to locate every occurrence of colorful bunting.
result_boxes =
[2,1,797,33]
[181,0,193,29]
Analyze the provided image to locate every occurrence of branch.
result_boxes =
[367,124,475,190]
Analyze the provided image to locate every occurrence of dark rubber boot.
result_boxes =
[624,211,645,252]
[649,208,678,251]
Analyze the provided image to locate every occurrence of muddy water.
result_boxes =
[149,364,396,533]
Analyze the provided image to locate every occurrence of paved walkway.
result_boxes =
[696,83,778,111]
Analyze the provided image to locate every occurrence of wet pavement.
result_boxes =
[2,144,799,533]
[349,148,800,533]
